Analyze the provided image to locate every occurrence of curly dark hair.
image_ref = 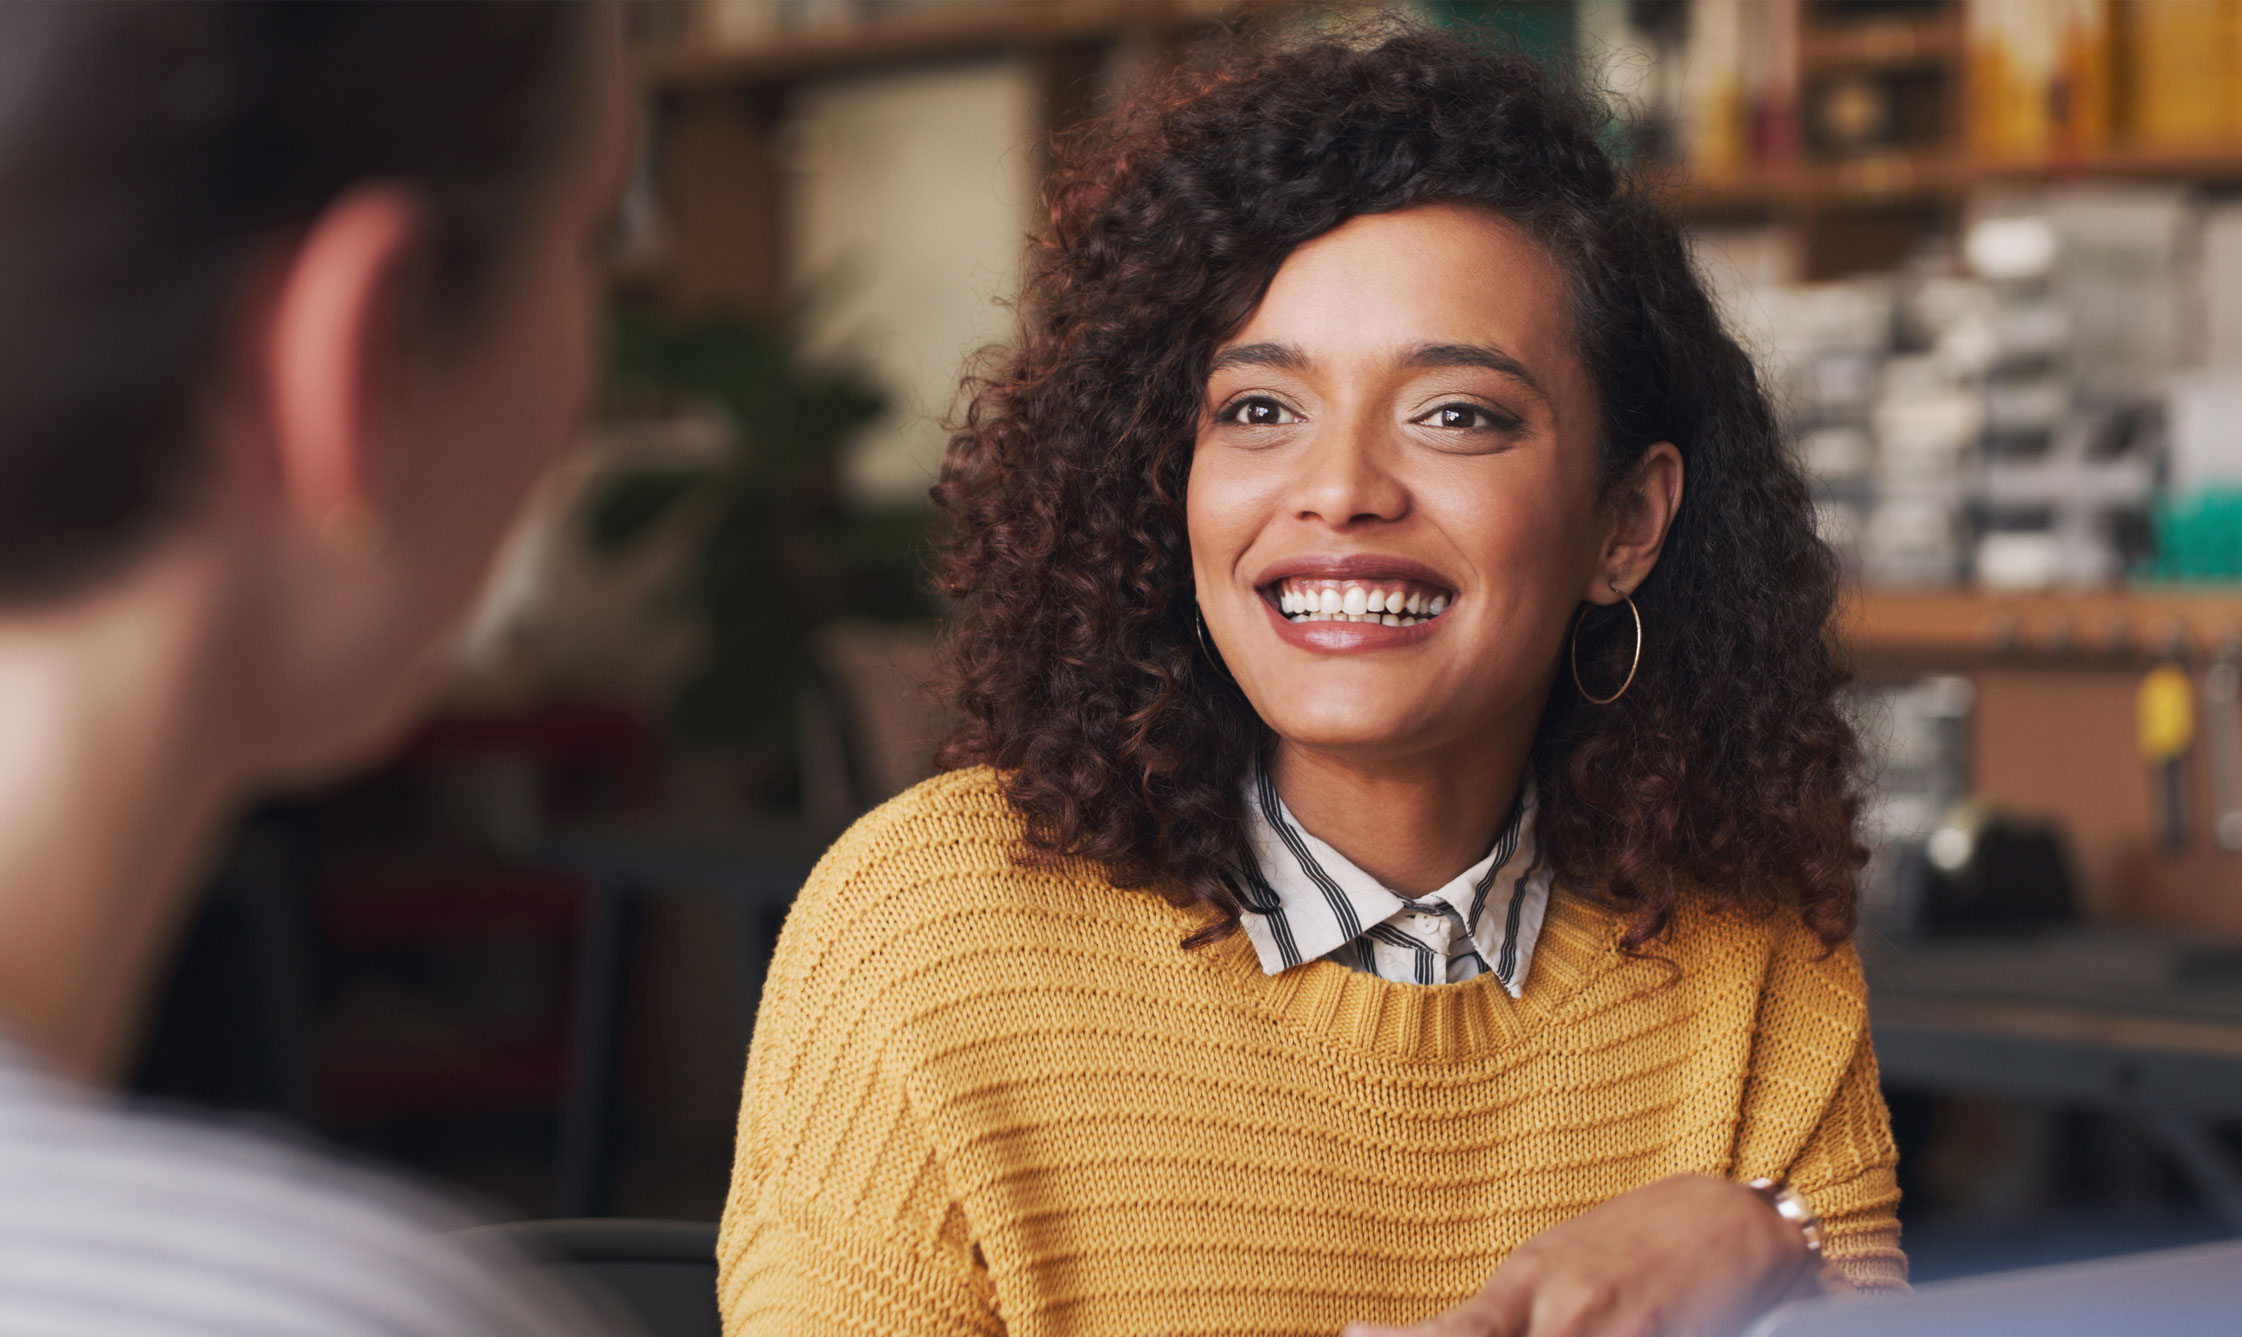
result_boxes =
[932,26,1865,952]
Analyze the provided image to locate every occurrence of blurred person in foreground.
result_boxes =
[719,25,1903,1337]
[0,3,633,1332]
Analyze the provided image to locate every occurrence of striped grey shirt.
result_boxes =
[0,1034,610,1337]
[1233,768,1553,993]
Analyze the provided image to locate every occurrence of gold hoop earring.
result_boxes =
[1570,592,1641,705]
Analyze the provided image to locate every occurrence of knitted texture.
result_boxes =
[718,768,1906,1335]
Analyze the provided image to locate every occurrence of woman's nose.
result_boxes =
[1287,418,1408,528]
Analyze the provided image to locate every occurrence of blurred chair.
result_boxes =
[129,804,319,1124]
[800,621,952,835]
[464,1218,717,1337]
[536,622,947,1218]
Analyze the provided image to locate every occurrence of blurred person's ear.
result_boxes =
[263,184,431,545]
[193,182,467,784]
[198,12,624,783]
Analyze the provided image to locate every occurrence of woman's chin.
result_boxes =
[1256,704,1450,756]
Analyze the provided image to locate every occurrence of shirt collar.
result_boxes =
[1233,766,1553,996]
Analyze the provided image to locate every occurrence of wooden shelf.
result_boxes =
[1655,158,1955,216]
[1800,12,1963,74]
[1658,145,2242,217]
[637,0,1221,92]
[1842,587,2242,665]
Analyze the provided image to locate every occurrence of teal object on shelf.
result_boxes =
[2151,488,2242,582]
[1423,1,1576,71]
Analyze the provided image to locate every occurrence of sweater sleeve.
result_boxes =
[1787,1025,1908,1292]
[1728,924,1907,1294]
[715,841,1001,1337]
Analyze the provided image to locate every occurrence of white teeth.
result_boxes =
[1272,579,1454,624]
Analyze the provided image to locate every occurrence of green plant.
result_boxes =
[588,305,930,748]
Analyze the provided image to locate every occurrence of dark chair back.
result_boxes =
[463,1218,718,1337]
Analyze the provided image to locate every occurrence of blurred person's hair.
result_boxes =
[934,28,1866,954]
[0,1,591,599]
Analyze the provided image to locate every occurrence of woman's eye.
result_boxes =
[1420,403,1503,431]
[1222,397,1300,427]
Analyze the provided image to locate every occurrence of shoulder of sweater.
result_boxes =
[1649,894,1868,1006]
[783,765,1192,963]
[811,764,1022,875]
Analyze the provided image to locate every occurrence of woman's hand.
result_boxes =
[1341,1174,1820,1337]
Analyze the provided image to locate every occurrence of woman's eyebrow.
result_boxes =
[1403,342,1548,403]
[1206,339,1550,406]
[1207,341,1307,375]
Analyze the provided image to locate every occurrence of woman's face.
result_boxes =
[1187,203,1620,765]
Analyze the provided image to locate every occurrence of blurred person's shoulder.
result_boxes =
[0,1037,606,1336]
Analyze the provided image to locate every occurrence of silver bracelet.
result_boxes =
[1746,1177,1824,1257]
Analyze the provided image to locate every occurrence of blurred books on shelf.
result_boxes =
[633,0,1224,90]
[1597,0,2242,265]
[2122,0,2242,150]
[1706,176,2242,596]
[1968,0,2110,160]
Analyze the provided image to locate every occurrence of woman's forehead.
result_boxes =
[1215,205,1587,402]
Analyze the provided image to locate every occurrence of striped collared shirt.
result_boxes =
[1232,767,1554,993]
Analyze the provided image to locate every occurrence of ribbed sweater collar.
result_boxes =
[1199,883,1624,1065]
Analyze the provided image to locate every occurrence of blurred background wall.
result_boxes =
[132,0,2242,1285]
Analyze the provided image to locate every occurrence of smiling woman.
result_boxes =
[719,26,1902,1337]
[1184,204,1687,914]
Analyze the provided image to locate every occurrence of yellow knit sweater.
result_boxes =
[718,768,1906,1335]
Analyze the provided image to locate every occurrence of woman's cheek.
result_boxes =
[1455,481,1576,588]
[1184,449,1255,586]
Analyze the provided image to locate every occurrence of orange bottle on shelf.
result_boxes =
[2119,0,2238,150]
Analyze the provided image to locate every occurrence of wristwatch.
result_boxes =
[1746,1177,1824,1257]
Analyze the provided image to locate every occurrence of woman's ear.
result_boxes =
[1585,441,1683,605]
[261,185,429,540]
